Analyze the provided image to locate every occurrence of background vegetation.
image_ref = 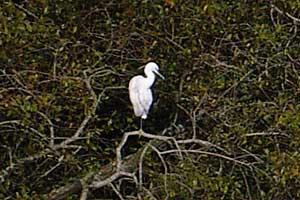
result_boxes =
[1,0,300,199]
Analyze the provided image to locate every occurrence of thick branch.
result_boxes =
[47,145,143,199]
[47,172,96,200]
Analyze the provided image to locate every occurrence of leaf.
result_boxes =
[25,21,32,32]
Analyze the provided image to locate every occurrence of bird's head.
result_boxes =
[144,62,165,80]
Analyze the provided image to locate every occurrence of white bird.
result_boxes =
[129,62,165,130]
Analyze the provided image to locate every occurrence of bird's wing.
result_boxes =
[129,76,145,117]
[139,88,152,116]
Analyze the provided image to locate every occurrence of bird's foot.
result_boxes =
[138,129,144,137]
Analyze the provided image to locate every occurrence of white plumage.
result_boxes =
[129,62,165,129]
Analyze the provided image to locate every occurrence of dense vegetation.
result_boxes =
[1,0,300,199]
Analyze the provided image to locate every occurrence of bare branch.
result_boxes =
[39,156,64,179]
[148,144,169,196]
[177,138,230,155]
[138,144,150,190]
[0,150,51,183]
[58,69,102,147]
[46,128,259,198]
[0,120,48,141]
[79,184,89,200]
[13,3,39,20]
[47,171,96,200]
[160,149,251,167]
[37,111,55,147]
[245,132,288,137]
[110,183,124,200]
[271,4,300,23]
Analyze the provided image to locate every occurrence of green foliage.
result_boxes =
[1,0,300,199]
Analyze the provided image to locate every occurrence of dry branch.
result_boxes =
[47,146,143,199]
[46,130,255,198]
[245,132,287,137]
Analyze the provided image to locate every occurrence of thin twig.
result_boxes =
[148,144,169,196]
[37,111,55,147]
[138,145,150,190]
[140,131,183,159]
[0,120,48,141]
[160,149,251,167]
[177,138,230,155]
[245,132,286,137]
[39,156,64,179]
[13,3,39,20]
[59,69,102,146]
[110,183,124,200]
[240,166,252,200]
[271,4,300,23]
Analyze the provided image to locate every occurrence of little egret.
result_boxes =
[129,62,165,130]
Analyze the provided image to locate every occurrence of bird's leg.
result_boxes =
[139,118,143,131]
[139,118,144,138]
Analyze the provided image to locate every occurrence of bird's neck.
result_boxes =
[144,72,155,88]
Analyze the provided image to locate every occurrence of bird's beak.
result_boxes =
[154,70,165,80]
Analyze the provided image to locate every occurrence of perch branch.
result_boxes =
[47,129,256,198]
